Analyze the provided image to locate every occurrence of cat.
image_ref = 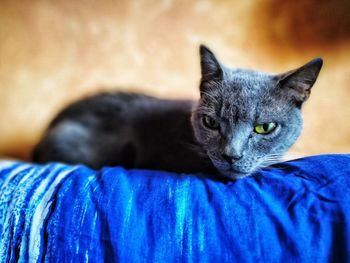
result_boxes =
[32,45,323,179]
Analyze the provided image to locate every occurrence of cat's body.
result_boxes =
[33,46,323,179]
[33,92,216,174]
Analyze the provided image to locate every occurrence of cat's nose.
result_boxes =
[221,153,242,164]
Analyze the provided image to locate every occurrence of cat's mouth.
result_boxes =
[210,159,255,179]
[206,151,257,179]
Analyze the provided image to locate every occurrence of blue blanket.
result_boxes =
[0,154,349,262]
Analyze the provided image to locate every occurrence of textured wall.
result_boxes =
[0,0,349,159]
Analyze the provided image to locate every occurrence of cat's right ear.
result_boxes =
[277,57,323,105]
[199,45,223,82]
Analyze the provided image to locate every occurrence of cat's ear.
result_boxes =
[277,57,323,105]
[199,45,223,81]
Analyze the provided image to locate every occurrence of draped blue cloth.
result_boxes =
[0,154,349,262]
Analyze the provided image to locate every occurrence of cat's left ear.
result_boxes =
[277,57,323,105]
[199,45,223,81]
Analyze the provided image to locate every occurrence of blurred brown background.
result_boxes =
[0,0,349,160]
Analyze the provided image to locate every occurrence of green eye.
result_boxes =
[254,122,277,135]
[202,115,220,130]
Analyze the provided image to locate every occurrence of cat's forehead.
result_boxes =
[201,69,289,121]
[221,69,275,104]
[223,68,273,92]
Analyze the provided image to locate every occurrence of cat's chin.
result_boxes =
[209,167,254,180]
[216,167,253,180]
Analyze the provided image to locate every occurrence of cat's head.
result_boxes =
[191,45,323,179]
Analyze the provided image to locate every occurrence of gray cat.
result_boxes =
[32,45,323,179]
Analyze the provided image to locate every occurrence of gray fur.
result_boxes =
[33,46,322,180]
[191,45,322,178]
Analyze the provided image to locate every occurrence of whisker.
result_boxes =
[200,91,219,103]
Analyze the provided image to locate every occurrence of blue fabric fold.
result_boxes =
[0,154,349,262]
